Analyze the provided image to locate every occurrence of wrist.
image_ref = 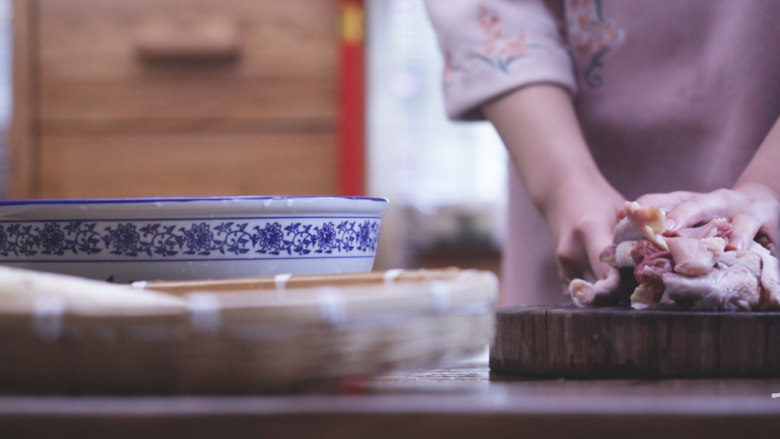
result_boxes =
[538,167,621,226]
[733,181,780,204]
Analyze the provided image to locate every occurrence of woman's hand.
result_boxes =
[546,174,626,285]
[635,183,779,251]
[483,84,626,287]
[635,112,780,253]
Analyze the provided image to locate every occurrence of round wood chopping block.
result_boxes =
[490,306,780,378]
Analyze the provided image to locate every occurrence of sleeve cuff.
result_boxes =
[425,0,577,121]
[445,47,577,120]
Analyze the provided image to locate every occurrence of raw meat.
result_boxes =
[569,202,780,311]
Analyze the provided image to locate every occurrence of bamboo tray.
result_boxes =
[0,268,497,394]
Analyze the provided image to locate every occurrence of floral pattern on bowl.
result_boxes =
[0,218,380,261]
[0,196,388,282]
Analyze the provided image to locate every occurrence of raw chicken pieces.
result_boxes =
[569,202,780,311]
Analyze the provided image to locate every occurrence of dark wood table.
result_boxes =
[2,356,779,438]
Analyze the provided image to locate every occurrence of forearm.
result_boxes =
[482,84,612,219]
[639,114,780,251]
[483,84,625,282]
[736,115,780,200]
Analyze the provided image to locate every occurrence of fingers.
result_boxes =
[728,198,777,250]
[557,259,583,286]
[729,211,762,251]
[665,189,734,231]
[636,186,778,251]
[556,237,586,285]
[556,217,615,284]
[764,218,779,251]
[635,191,697,211]
[583,218,617,279]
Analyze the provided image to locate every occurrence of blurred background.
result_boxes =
[3,0,507,278]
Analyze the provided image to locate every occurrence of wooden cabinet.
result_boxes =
[10,0,340,199]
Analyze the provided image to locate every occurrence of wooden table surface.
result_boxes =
[2,355,780,439]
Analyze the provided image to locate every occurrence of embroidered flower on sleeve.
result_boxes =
[469,6,527,73]
[441,4,566,87]
[565,0,625,88]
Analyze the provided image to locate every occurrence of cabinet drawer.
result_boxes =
[37,133,337,198]
[38,0,338,131]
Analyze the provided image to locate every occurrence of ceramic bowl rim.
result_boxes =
[0,195,389,207]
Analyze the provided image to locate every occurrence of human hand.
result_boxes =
[545,176,626,286]
[482,85,627,288]
[635,182,779,252]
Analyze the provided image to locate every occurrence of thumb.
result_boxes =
[583,220,616,280]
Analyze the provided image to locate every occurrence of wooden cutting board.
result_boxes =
[490,306,780,378]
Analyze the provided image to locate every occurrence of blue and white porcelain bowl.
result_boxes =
[0,196,389,283]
